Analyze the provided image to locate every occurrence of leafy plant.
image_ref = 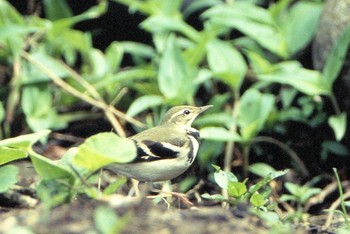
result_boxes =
[280,182,321,222]
[202,165,288,210]
[0,130,136,207]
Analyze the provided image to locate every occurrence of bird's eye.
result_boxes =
[183,109,191,115]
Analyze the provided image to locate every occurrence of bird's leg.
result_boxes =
[148,181,194,208]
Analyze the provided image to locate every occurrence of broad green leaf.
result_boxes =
[256,61,330,96]
[0,165,19,193]
[0,0,24,25]
[200,127,241,142]
[203,3,288,58]
[49,1,107,31]
[195,113,234,127]
[0,147,27,165]
[183,0,221,18]
[29,149,75,182]
[94,206,131,234]
[105,42,123,72]
[206,39,247,91]
[328,113,347,141]
[94,206,118,234]
[158,34,194,102]
[120,41,156,58]
[22,84,66,132]
[0,130,51,150]
[74,133,137,172]
[323,23,350,87]
[43,0,73,21]
[0,25,38,40]
[228,181,247,198]
[212,164,238,189]
[249,163,276,178]
[23,50,69,84]
[281,2,322,55]
[141,15,199,42]
[250,192,267,207]
[103,177,127,195]
[127,95,164,117]
[238,89,275,141]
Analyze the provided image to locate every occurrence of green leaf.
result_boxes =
[127,95,164,117]
[0,0,24,25]
[120,41,156,59]
[29,149,75,182]
[250,192,267,207]
[206,39,247,91]
[228,181,247,198]
[256,61,330,96]
[0,147,27,165]
[238,89,275,141]
[322,141,349,157]
[103,177,127,195]
[141,15,199,42]
[323,24,350,86]
[23,50,69,84]
[43,0,73,21]
[22,84,67,132]
[249,169,289,194]
[249,163,276,178]
[328,113,347,141]
[212,164,238,189]
[281,2,322,55]
[94,206,130,234]
[36,179,73,208]
[158,34,194,102]
[0,130,51,151]
[94,206,118,234]
[0,102,4,123]
[0,165,19,193]
[200,127,241,142]
[0,25,38,41]
[203,3,288,58]
[74,133,137,172]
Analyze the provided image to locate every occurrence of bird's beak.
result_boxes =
[199,105,213,113]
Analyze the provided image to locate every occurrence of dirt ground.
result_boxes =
[0,161,343,234]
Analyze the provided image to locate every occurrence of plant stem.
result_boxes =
[329,93,341,115]
[333,167,350,228]
[242,144,251,178]
[224,98,239,173]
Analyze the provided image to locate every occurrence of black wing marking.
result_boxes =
[132,140,180,163]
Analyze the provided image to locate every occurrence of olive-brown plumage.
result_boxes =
[105,105,212,182]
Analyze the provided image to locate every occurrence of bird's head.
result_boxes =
[160,105,213,127]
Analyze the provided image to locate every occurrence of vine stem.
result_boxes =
[252,136,309,177]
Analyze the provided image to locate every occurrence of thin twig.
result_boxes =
[21,51,144,136]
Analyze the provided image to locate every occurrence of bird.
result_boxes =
[105,105,213,182]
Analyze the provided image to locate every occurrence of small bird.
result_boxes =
[105,105,212,182]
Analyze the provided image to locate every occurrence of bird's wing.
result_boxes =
[130,126,187,163]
